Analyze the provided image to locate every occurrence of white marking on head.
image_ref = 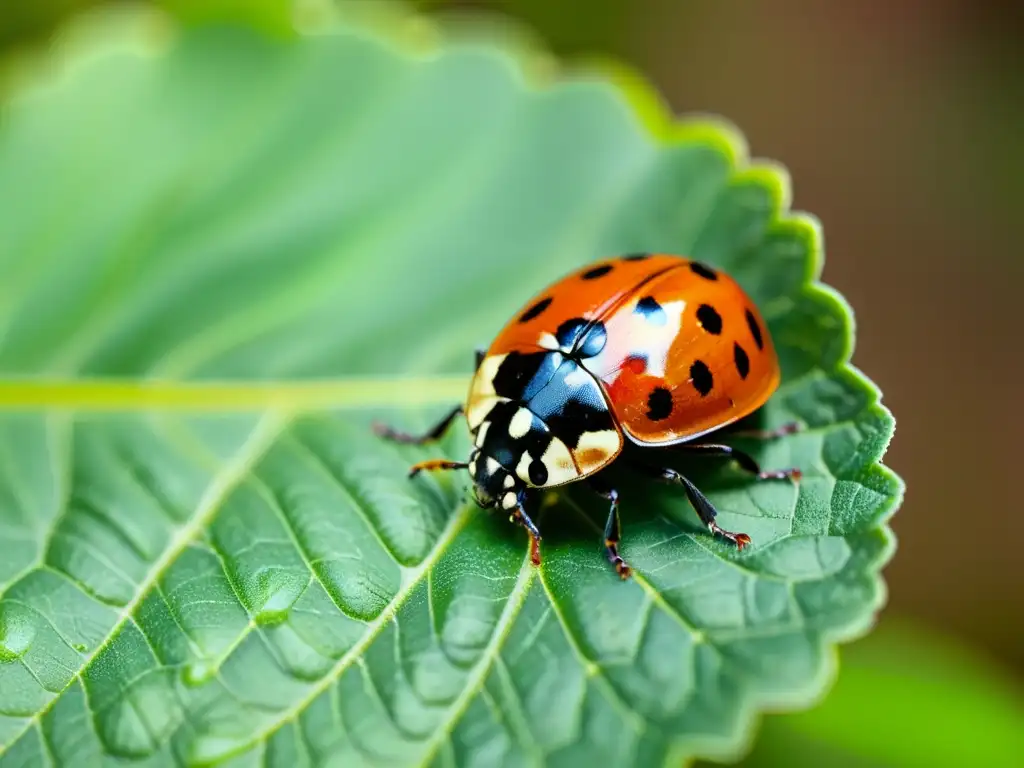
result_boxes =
[486,457,501,475]
[468,459,477,476]
[467,395,503,431]
[508,408,532,439]
[466,353,507,429]
[503,474,515,489]
[502,491,518,509]
[476,354,505,395]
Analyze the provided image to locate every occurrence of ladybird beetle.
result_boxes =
[374,253,800,578]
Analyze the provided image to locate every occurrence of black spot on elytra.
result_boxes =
[689,261,718,280]
[519,296,551,323]
[734,342,750,379]
[745,308,764,350]
[528,459,549,486]
[635,296,666,326]
[582,264,613,280]
[622,253,651,261]
[690,360,713,397]
[696,304,722,335]
[646,387,674,421]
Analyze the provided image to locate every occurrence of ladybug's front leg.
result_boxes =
[675,443,802,481]
[511,493,543,566]
[586,477,632,579]
[407,458,469,478]
[373,348,484,445]
[373,404,463,446]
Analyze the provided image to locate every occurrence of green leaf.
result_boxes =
[0,5,902,767]
[705,619,1024,768]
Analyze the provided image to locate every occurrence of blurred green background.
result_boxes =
[3,0,1021,765]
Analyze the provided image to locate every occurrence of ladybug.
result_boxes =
[374,253,800,578]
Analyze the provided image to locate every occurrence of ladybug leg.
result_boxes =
[676,443,801,481]
[586,478,631,579]
[512,494,543,566]
[721,422,801,440]
[373,404,463,446]
[407,458,469,478]
[374,349,483,444]
[639,464,752,550]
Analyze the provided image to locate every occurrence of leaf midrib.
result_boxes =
[0,370,853,423]
[0,376,469,410]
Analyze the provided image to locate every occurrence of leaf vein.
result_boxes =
[222,502,474,758]
[415,556,535,767]
[282,431,408,567]
[151,583,208,663]
[493,656,546,767]
[354,656,419,742]
[0,412,287,759]
[248,469,367,623]
[536,571,646,737]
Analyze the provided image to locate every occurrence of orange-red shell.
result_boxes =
[483,253,780,446]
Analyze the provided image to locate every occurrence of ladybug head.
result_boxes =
[467,448,524,512]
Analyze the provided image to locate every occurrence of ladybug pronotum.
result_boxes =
[374,253,801,578]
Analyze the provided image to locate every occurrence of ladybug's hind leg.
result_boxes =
[720,421,801,440]
[634,464,751,550]
[586,477,631,579]
[675,443,801,482]
[373,404,463,446]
